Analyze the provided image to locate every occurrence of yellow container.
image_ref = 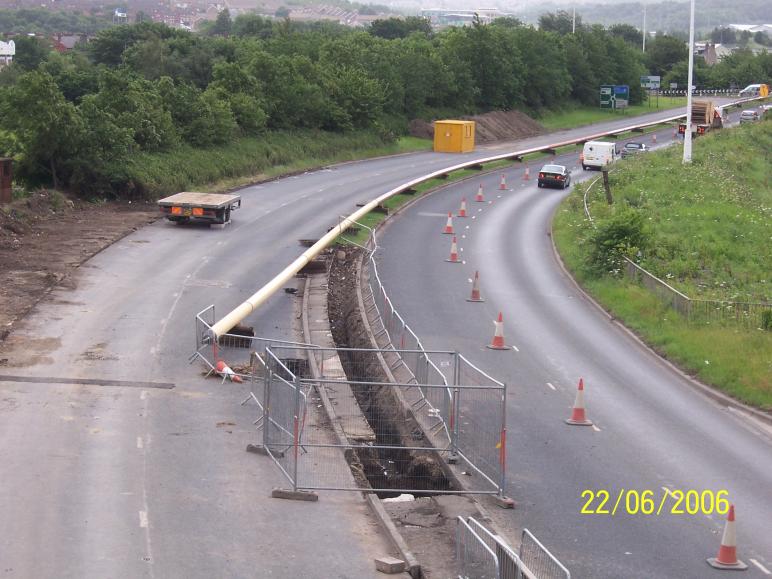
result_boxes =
[433,120,475,153]
[761,84,769,97]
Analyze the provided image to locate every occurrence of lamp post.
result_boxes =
[683,0,696,164]
[642,1,646,52]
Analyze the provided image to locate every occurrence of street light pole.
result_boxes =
[572,6,576,34]
[642,1,646,52]
[683,0,696,164]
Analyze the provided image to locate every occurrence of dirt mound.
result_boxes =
[409,109,545,144]
[0,190,157,339]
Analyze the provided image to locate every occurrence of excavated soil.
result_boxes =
[410,109,545,143]
[0,191,158,341]
[327,247,452,496]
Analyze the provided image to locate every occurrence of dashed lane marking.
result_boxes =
[750,560,771,575]
[546,382,556,391]
[139,511,148,528]
[591,425,601,432]
[137,437,144,449]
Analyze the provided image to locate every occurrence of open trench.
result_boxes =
[327,248,454,498]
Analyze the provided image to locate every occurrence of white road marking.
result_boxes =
[137,437,143,449]
[467,278,473,283]
[460,247,464,252]
[477,208,482,212]
[461,234,466,239]
[139,510,148,528]
[750,559,771,575]
[465,225,470,229]
[140,390,148,400]
[471,215,476,219]
[591,425,601,432]
[511,345,519,352]
[546,382,556,390]
[497,195,502,198]
[661,486,672,495]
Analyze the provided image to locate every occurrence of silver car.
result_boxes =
[739,110,760,124]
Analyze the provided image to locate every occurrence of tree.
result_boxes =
[275,6,290,19]
[609,24,643,47]
[753,31,768,46]
[11,35,50,71]
[710,27,736,45]
[645,35,688,77]
[738,30,752,47]
[135,11,149,23]
[0,70,82,188]
[211,9,232,37]
[369,17,431,40]
[539,11,581,35]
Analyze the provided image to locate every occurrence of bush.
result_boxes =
[588,208,652,276]
[762,310,772,331]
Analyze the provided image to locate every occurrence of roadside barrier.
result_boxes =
[456,517,571,579]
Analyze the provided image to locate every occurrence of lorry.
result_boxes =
[678,100,723,137]
[158,192,241,225]
[581,141,618,170]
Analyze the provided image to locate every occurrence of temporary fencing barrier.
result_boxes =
[258,344,506,495]
[457,517,500,579]
[456,517,571,579]
[519,529,571,579]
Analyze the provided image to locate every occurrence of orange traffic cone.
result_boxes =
[707,505,748,570]
[458,197,468,218]
[565,378,592,425]
[523,166,530,181]
[443,212,454,234]
[466,270,484,302]
[216,360,244,384]
[486,312,511,350]
[652,132,657,144]
[475,184,485,202]
[446,236,461,263]
[499,173,507,190]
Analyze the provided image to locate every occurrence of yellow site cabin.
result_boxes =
[433,120,475,153]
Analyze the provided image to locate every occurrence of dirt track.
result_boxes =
[0,191,157,342]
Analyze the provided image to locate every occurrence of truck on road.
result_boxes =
[678,100,723,137]
[158,192,241,225]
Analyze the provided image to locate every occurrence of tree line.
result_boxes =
[0,14,769,197]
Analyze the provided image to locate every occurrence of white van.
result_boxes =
[738,84,761,97]
[582,141,618,170]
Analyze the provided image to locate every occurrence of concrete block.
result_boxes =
[374,556,405,574]
[271,488,319,502]
[494,495,516,509]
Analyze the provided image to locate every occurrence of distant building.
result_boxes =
[0,40,14,69]
[728,23,772,35]
[421,8,501,28]
[52,34,85,52]
[113,8,129,24]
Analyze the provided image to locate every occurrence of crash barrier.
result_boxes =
[456,517,571,579]
[205,94,765,341]
[659,89,741,97]
[582,182,771,328]
[258,344,507,495]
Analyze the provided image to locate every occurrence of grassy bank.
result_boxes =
[552,119,771,409]
[539,97,687,131]
[125,131,431,198]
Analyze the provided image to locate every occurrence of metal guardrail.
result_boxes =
[204,94,767,340]
[582,170,771,328]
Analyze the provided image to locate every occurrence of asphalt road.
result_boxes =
[374,111,772,577]
[0,99,758,577]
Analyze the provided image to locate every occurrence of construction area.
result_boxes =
[191,240,569,579]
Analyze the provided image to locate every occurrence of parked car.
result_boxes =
[621,142,648,159]
[739,110,761,124]
[537,164,571,189]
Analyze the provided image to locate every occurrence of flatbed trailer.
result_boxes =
[158,192,241,225]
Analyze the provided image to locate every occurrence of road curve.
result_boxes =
[373,121,772,578]
[0,101,750,578]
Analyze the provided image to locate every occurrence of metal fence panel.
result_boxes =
[457,517,500,579]
[520,529,571,579]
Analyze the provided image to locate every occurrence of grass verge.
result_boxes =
[125,131,431,199]
[552,119,771,409]
[539,97,687,131]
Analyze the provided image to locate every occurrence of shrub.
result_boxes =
[588,207,652,276]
